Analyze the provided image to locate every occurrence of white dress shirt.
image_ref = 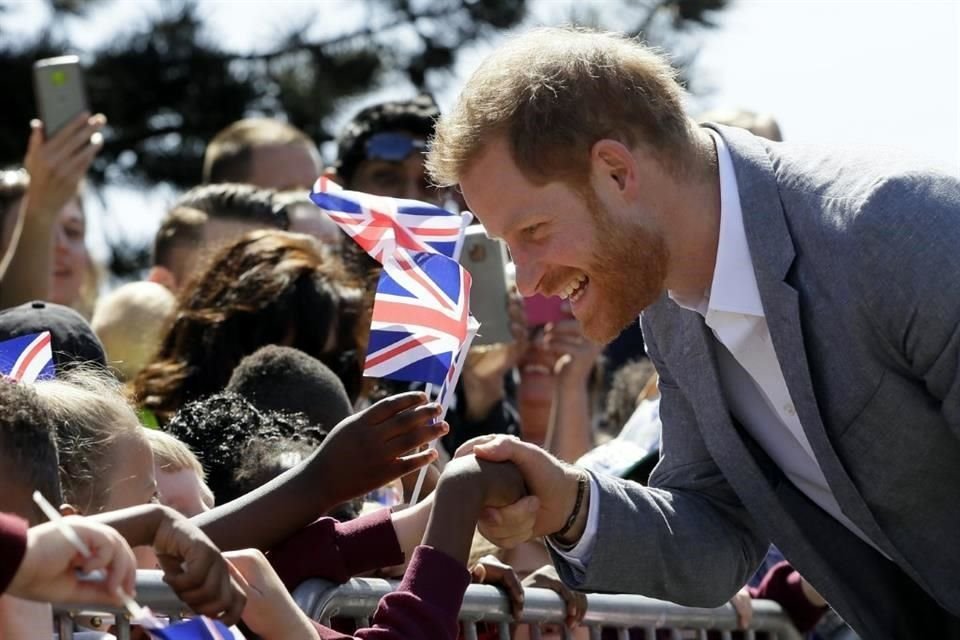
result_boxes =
[552,130,882,574]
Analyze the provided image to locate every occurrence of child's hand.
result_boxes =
[439,454,527,509]
[522,564,587,630]
[318,392,449,505]
[8,518,136,606]
[423,455,527,565]
[471,554,524,617]
[151,508,247,626]
[224,549,318,640]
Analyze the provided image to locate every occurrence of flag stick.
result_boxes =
[408,320,480,505]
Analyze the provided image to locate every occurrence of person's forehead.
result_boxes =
[461,147,584,240]
[157,467,200,490]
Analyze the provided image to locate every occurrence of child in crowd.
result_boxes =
[31,367,249,633]
[34,368,158,520]
[0,375,245,632]
[226,344,354,432]
[144,429,215,517]
[164,391,328,505]
[229,455,527,640]
[0,379,65,639]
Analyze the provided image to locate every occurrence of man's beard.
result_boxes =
[578,195,669,344]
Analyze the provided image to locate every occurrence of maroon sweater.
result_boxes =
[0,513,28,596]
[749,560,827,633]
[268,509,470,640]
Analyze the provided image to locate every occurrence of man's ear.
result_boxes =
[147,266,177,293]
[591,139,639,199]
[59,503,81,517]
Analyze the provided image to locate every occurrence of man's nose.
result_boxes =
[512,250,542,298]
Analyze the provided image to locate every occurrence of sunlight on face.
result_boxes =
[459,138,667,343]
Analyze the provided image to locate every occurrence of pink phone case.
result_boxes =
[523,294,572,327]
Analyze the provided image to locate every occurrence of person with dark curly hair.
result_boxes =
[132,229,367,425]
[164,390,327,505]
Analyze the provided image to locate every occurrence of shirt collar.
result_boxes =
[669,129,764,318]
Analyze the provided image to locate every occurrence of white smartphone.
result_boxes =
[33,55,88,137]
[459,224,513,346]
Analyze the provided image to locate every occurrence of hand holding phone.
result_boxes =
[26,56,105,217]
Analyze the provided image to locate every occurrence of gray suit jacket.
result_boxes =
[552,125,960,638]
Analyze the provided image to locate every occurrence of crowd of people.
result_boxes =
[3,24,954,640]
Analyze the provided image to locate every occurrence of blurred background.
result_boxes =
[1,0,957,286]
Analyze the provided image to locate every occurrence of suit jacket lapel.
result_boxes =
[672,308,798,527]
[712,124,898,557]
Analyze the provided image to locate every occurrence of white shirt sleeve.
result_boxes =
[545,472,601,576]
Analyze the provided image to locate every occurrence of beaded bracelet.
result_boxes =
[553,471,588,542]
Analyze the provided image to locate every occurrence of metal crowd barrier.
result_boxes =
[53,571,804,640]
[292,577,806,640]
[53,570,190,639]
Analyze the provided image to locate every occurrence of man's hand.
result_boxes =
[23,113,104,217]
[318,392,448,505]
[224,549,318,640]
[455,435,585,548]
[8,518,136,606]
[152,509,246,626]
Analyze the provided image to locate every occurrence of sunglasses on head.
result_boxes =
[364,132,426,163]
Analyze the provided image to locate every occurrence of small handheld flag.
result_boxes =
[0,331,54,382]
[364,249,472,385]
[310,178,471,261]
[141,617,238,639]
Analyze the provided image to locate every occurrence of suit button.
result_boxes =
[784,404,796,416]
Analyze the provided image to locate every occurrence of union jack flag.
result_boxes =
[0,331,55,383]
[364,248,473,385]
[309,177,470,261]
[140,614,237,639]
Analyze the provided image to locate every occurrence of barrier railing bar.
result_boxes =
[54,571,804,640]
[292,577,804,639]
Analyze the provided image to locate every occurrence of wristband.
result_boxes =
[553,471,587,543]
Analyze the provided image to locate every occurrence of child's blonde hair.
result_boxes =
[144,429,215,508]
[34,366,141,513]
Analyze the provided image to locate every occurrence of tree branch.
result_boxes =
[230,4,464,61]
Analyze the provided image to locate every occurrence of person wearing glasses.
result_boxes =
[327,95,444,206]
[327,97,525,479]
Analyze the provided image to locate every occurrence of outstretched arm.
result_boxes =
[91,503,245,626]
[192,393,447,552]
[349,456,526,640]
